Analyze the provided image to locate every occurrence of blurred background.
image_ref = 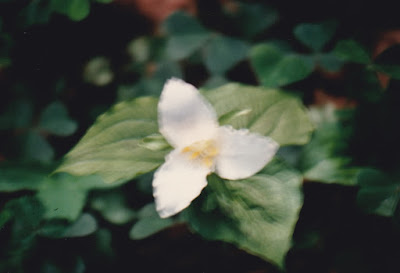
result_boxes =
[2,0,400,272]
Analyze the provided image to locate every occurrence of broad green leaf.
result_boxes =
[203,35,249,75]
[57,83,312,184]
[0,163,49,192]
[39,101,78,136]
[96,0,113,3]
[231,3,278,38]
[298,106,359,186]
[294,21,337,52]
[250,44,314,87]
[333,39,370,64]
[184,160,303,268]
[56,97,169,183]
[357,169,400,217]
[163,12,210,60]
[57,83,312,185]
[37,173,105,220]
[204,83,314,146]
[129,203,175,239]
[91,190,136,224]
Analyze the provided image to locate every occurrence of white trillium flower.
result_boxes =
[153,78,279,218]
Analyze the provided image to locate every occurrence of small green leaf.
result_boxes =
[333,39,370,64]
[318,53,344,72]
[39,101,78,136]
[184,160,303,269]
[294,21,337,52]
[91,190,136,224]
[62,213,97,237]
[67,0,90,21]
[37,173,105,220]
[250,44,314,87]
[163,12,210,60]
[0,163,49,192]
[129,203,175,239]
[24,132,54,162]
[203,35,249,75]
[166,35,210,61]
[51,0,90,21]
[39,213,98,238]
[163,11,207,36]
[357,169,400,217]
[232,3,278,38]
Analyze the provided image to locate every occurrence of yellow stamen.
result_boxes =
[181,139,219,168]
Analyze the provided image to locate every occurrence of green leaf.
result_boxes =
[39,213,97,238]
[163,12,210,60]
[293,21,337,52]
[166,35,210,61]
[318,53,344,72]
[333,39,370,64]
[51,0,90,21]
[184,160,303,269]
[129,203,175,239]
[163,11,207,36]
[204,83,314,146]
[0,163,49,192]
[24,132,54,162]
[61,213,97,237]
[3,196,44,242]
[298,106,359,186]
[91,190,136,224]
[203,35,249,75]
[250,44,314,87]
[37,173,105,220]
[232,3,278,38]
[357,169,400,217]
[39,101,78,136]
[56,97,170,183]
[0,99,33,130]
[95,0,113,3]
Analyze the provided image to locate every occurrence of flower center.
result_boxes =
[181,139,219,168]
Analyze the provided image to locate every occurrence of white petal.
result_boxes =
[153,150,211,218]
[215,126,279,180]
[158,78,218,148]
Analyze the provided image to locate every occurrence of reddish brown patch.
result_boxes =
[114,0,197,27]
[314,89,356,109]
[373,30,400,88]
